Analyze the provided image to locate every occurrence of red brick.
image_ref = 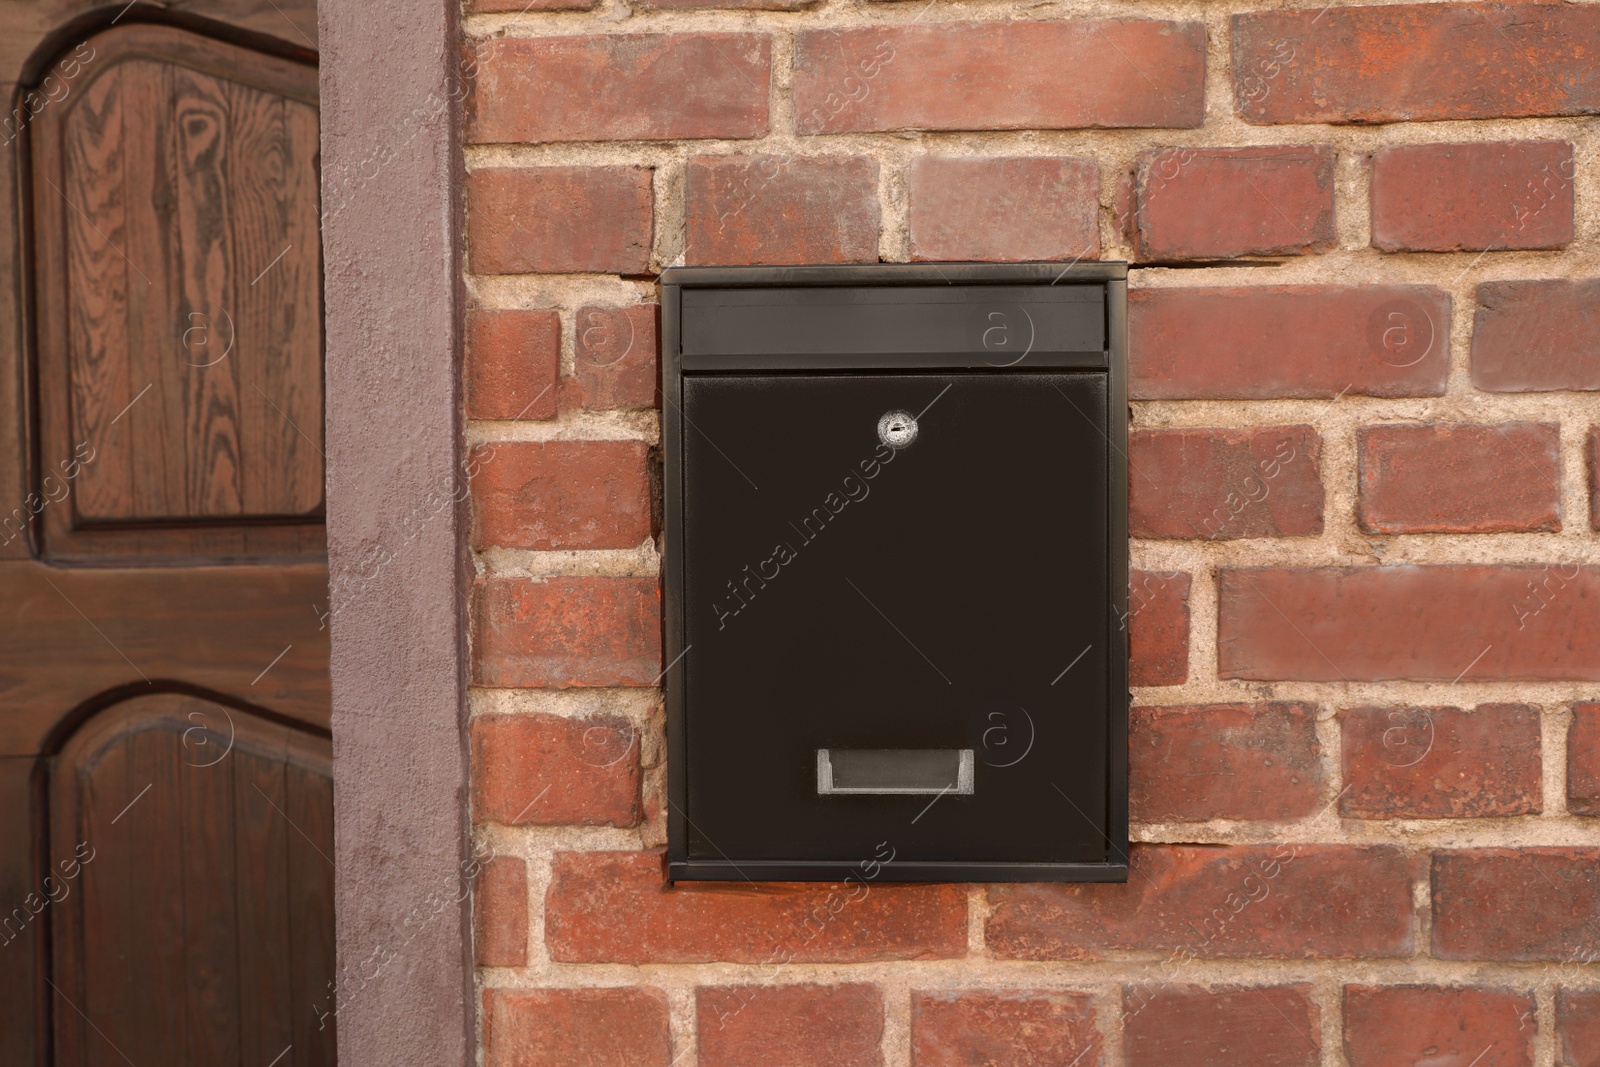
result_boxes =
[1591,428,1600,531]
[545,850,966,963]
[1133,145,1336,261]
[1130,286,1450,400]
[1131,703,1324,823]
[1357,423,1561,534]
[986,844,1416,960]
[685,155,879,266]
[484,987,672,1067]
[1569,703,1600,816]
[1128,570,1190,687]
[912,990,1101,1067]
[468,166,652,276]
[1473,279,1600,392]
[470,441,652,551]
[563,305,659,413]
[1123,985,1320,1067]
[471,712,640,827]
[1339,705,1542,820]
[467,34,769,144]
[1130,426,1324,540]
[1218,566,1600,682]
[793,21,1205,135]
[1371,142,1574,253]
[1233,3,1600,124]
[1433,848,1600,960]
[907,157,1099,263]
[1558,990,1600,1067]
[466,309,559,422]
[1344,986,1534,1067]
[699,985,884,1067]
[472,577,661,687]
[474,856,528,967]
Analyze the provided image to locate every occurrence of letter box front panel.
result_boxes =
[662,264,1129,883]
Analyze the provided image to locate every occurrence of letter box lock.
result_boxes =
[661,264,1130,883]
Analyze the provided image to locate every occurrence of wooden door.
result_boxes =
[0,13,332,1067]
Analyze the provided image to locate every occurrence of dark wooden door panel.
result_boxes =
[0,4,318,567]
[32,24,322,560]
[49,693,335,1067]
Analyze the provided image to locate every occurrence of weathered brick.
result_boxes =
[467,34,769,144]
[472,577,661,688]
[1133,145,1336,261]
[467,309,560,422]
[1123,985,1320,1067]
[793,21,1206,134]
[699,985,884,1067]
[471,712,640,827]
[1371,142,1574,253]
[1558,990,1600,1067]
[470,441,653,551]
[484,987,672,1067]
[1357,423,1561,534]
[1343,986,1534,1067]
[563,306,659,413]
[1433,849,1600,961]
[912,990,1102,1067]
[907,156,1099,263]
[1218,566,1600,682]
[546,850,967,963]
[986,845,1416,960]
[1234,3,1600,124]
[684,155,880,266]
[468,166,652,276]
[474,856,528,967]
[1473,279,1600,392]
[1128,570,1190,688]
[1339,705,1542,820]
[1131,703,1324,823]
[1569,703,1600,816]
[1130,426,1323,540]
[1130,286,1450,400]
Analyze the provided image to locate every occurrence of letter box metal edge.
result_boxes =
[660,262,1130,883]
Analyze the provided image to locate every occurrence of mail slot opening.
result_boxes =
[817,748,975,796]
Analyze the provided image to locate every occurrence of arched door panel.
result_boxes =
[30,23,323,561]
[49,692,334,1067]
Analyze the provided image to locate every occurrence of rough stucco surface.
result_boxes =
[319,0,471,1062]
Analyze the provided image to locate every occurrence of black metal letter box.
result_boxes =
[661,263,1129,882]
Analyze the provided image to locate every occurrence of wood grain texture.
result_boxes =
[0,559,330,755]
[0,760,45,1064]
[50,693,334,1067]
[235,747,294,1062]
[288,745,338,1066]
[31,25,322,561]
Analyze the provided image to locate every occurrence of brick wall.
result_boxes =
[459,0,1600,1062]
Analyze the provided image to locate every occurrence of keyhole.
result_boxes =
[877,410,918,449]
